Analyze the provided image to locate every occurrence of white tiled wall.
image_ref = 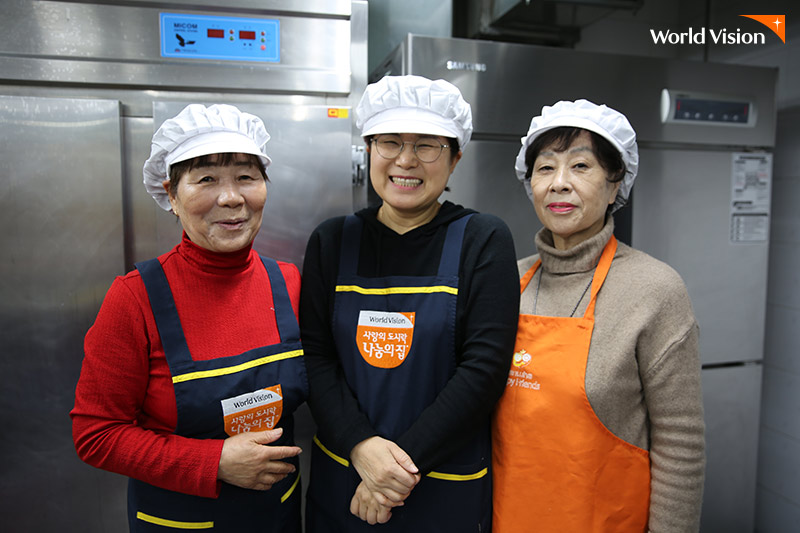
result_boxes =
[757,108,800,532]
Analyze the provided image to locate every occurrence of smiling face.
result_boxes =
[529,130,621,250]
[163,153,267,253]
[368,133,461,230]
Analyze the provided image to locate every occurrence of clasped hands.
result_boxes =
[216,429,418,524]
[350,436,421,525]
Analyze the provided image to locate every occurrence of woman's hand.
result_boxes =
[350,481,396,524]
[350,436,420,504]
[217,427,302,491]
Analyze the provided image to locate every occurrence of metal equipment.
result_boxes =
[375,34,776,532]
[0,1,366,530]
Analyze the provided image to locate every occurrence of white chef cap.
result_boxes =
[143,103,272,211]
[514,99,639,213]
[356,75,473,150]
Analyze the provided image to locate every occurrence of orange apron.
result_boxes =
[492,236,650,532]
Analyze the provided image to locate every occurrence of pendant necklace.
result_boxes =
[533,268,594,318]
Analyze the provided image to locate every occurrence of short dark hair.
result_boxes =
[167,152,268,196]
[524,127,625,184]
[446,136,460,158]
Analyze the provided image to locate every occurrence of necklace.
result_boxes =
[533,268,594,318]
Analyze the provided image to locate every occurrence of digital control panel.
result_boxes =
[660,89,756,127]
[160,13,279,63]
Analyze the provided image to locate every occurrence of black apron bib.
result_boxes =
[306,214,491,532]
[130,256,307,531]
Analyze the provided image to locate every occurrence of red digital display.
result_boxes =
[239,30,256,40]
[207,29,225,38]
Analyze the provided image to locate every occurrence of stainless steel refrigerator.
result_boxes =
[375,34,776,532]
[0,0,366,530]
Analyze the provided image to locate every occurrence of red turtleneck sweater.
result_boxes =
[71,234,301,498]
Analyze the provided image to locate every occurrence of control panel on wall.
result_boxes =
[160,13,279,62]
[660,89,756,127]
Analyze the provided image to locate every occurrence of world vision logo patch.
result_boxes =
[221,385,283,437]
[356,310,414,368]
[650,14,786,45]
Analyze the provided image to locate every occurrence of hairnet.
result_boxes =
[356,75,473,150]
[143,104,271,211]
[514,99,639,213]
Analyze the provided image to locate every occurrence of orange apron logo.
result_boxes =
[356,310,415,368]
[507,348,540,390]
[221,385,283,436]
[512,349,532,369]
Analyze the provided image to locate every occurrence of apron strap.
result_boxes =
[135,258,192,365]
[337,212,472,279]
[520,260,541,294]
[338,215,362,276]
[437,214,473,278]
[136,256,300,366]
[517,235,618,319]
[259,256,300,343]
[583,236,617,319]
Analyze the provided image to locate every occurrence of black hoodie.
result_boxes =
[299,201,519,472]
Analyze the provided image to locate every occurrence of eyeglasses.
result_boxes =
[371,135,450,163]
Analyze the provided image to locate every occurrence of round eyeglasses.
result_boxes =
[371,135,450,163]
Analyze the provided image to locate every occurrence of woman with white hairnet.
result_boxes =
[300,75,519,531]
[71,104,308,531]
[492,100,705,532]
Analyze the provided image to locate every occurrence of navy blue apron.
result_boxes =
[130,256,307,532]
[306,213,492,532]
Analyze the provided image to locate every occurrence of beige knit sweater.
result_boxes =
[517,217,705,533]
